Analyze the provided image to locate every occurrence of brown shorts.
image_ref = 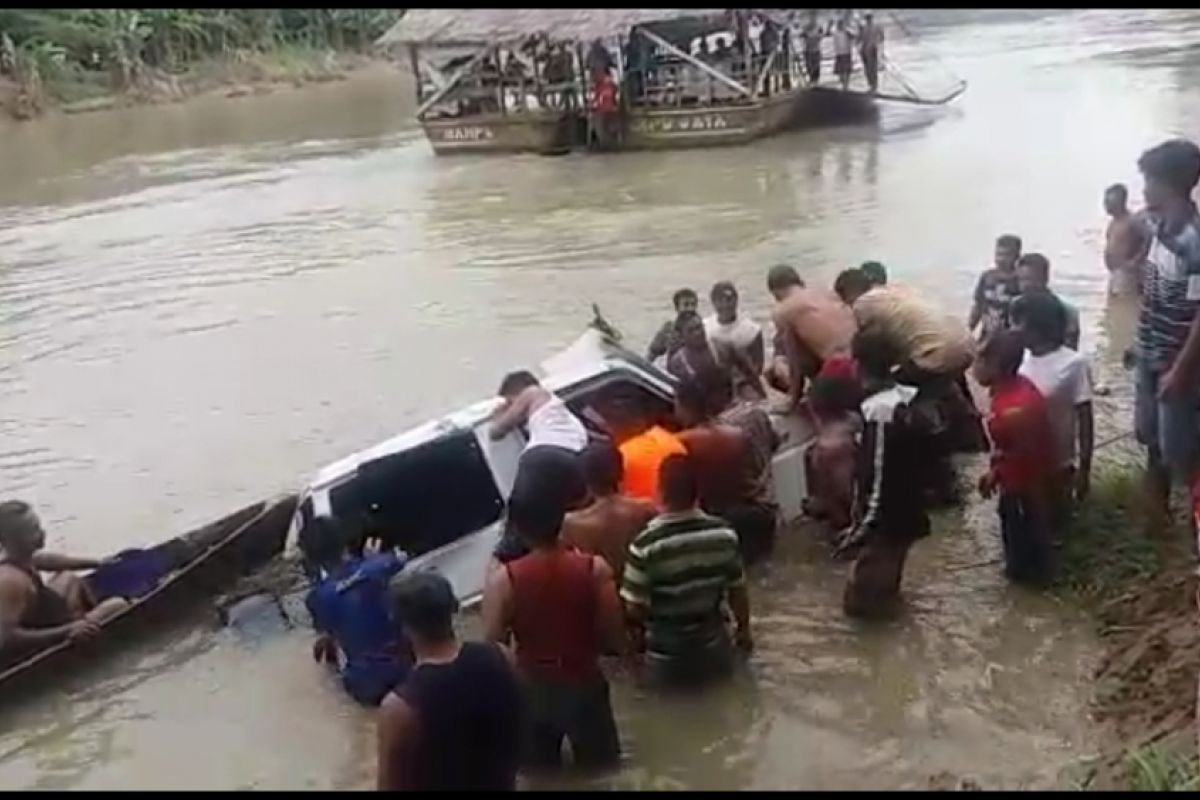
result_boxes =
[843,536,916,620]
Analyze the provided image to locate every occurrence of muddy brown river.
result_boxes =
[1,8,1197,789]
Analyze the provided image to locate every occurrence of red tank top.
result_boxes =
[505,547,600,683]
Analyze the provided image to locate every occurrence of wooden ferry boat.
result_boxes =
[377,9,965,156]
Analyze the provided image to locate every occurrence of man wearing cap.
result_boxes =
[377,571,522,791]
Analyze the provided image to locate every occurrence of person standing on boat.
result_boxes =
[482,478,626,772]
[968,234,1023,342]
[800,14,825,85]
[562,442,657,582]
[674,374,777,564]
[1104,183,1150,297]
[705,281,767,402]
[377,571,522,791]
[858,13,885,93]
[621,453,753,689]
[300,518,413,707]
[767,263,858,410]
[489,371,590,566]
[832,18,854,91]
[647,288,699,365]
[0,501,129,657]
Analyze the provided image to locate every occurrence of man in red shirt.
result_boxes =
[973,330,1058,586]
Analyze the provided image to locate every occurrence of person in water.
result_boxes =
[606,387,687,503]
[482,479,626,772]
[299,516,412,706]
[968,234,1023,341]
[973,330,1057,586]
[1012,290,1095,523]
[621,453,752,689]
[674,375,777,564]
[376,571,522,791]
[835,329,933,620]
[666,312,724,384]
[700,364,780,517]
[704,281,766,401]
[1015,253,1081,351]
[562,441,657,581]
[767,263,858,411]
[860,260,888,287]
[489,370,590,566]
[1104,182,1149,297]
[0,501,129,656]
[647,288,699,364]
[803,375,862,533]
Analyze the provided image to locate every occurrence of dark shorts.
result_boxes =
[709,502,777,565]
[645,633,734,691]
[998,492,1053,586]
[1134,362,1200,484]
[804,50,822,80]
[523,676,620,771]
[834,54,852,76]
[843,532,921,620]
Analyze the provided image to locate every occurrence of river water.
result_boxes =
[0,8,1197,789]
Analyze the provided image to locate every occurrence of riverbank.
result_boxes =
[1055,450,1200,789]
[0,47,390,120]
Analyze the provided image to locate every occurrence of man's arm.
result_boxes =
[480,564,513,645]
[728,583,752,652]
[32,552,101,572]
[967,274,986,333]
[646,322,672,361]
[0,576,88,651]
[1160,313,1200,400]
[592,557,629,658]
[376,693,419,791]
[618,544,650,653]
[488,388,535,441]
[781,327,809,409]
[747,331,766,376]
[1076,401,1094,501]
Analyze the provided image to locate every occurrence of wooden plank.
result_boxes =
[636,27,751,99]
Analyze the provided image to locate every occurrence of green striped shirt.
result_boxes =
[620,509,745,657]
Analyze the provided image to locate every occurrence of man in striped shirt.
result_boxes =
[1131,139,1200,536]
[620,453,752,689]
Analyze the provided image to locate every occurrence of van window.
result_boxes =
[329,431,504,559]
[564,373,679,437]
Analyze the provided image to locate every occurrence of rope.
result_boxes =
[882,9,964,96]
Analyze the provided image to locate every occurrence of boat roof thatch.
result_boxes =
[377,9,731,48]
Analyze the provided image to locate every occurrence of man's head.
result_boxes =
[674,376,711,427]
[508,478,566,550]
[389,570,459,647]
[1016,252,1051,294]
[767,264,804,302]
[678,311,708,352]
[710,281,739,324]
[1010,289,1067,351]
[1104,183,1129,217]
[695,363,734,417]
[580,441,623,498]
[1138,138,1200,215]
[971,328,1026,388]
[600,387,652,442]
[497,370,539,401]
[0,501,44,560]
[672,288,699,317]
[864,12,874,25]
[658,453,699,512]
[994,234,1022,272]
[851,327,901,382]
[860,261,888,287]
[833,268,872,305]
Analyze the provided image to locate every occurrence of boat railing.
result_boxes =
[623,50,795,109]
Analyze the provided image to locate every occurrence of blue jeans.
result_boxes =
[1135,362,1200,484]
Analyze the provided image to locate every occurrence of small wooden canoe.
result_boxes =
[0,494,298,699]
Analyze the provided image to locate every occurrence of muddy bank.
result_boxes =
[0,50,392,121]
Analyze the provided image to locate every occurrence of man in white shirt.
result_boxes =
[704,281,766,401]
[1014,292,1094,526]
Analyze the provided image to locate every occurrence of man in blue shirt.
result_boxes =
[1131,138,1200,537]
[299,516,412,706]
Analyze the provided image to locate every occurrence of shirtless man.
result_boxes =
[767,264,858,410]
[562,442,656,580]
[0,501,128,655]
[1104,183,1149,297]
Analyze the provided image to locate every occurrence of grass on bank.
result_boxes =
[1127,746,1200,792]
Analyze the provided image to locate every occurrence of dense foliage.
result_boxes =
[0,9,402,87]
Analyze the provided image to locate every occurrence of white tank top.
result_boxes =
[526,394,588,452]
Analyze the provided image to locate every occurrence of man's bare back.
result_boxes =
[771,287,857,364]
[1105,213,1147,295]
[562,495,656,580]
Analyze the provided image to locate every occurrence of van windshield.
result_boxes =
[329,430,504,558]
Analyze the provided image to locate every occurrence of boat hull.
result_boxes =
[620,90,801,150]
[421,111,575,155]
[0,494,298,699]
